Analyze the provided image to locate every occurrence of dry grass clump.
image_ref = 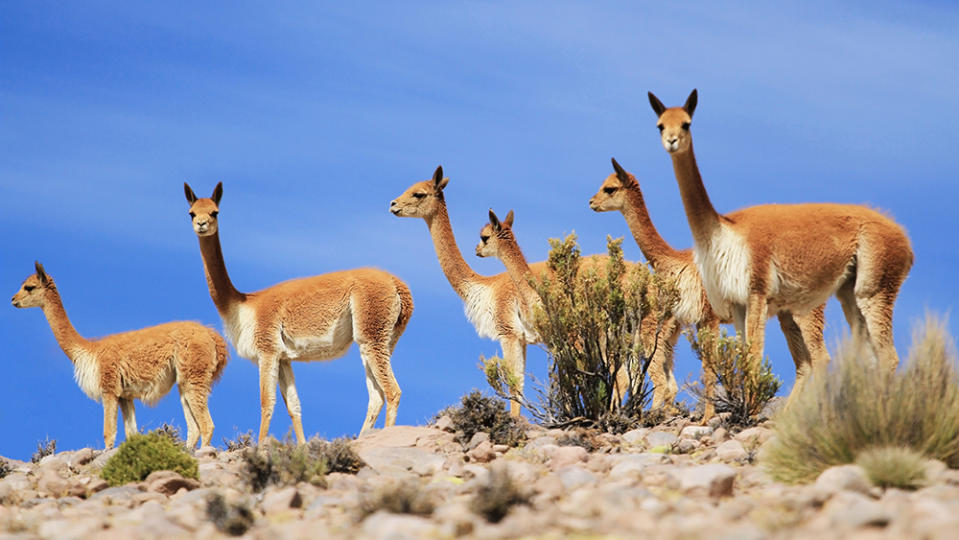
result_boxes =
[471,466,532,523]
[445,390,526,447]
[357,479,436,520]
[151,422,184,445]
[223,430,255,452]
[240,436,364,491]
[763,315,959,485]
[205,492,254,536]
[486,235,677,432]
[0,459,11,479]
[855,446,929,490]
[101,433,198,486]
[317,437,366,474]
[688,328,781,427]
[31,437,56,464]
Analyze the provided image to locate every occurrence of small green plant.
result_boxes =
[223,430,255,452]
[688,327,781,426]
[100,433,198,486]
[31,437,57,463]
[357,479,435,520]
[470,466,531,523]
[856,447,929,490]
[763,315,959,485]
[446,390,526,447]
[486,235,677,432]
[206,492,254,536]
[0,458,12,479]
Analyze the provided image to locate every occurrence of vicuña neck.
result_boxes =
[425,204,482,297]
[621,187,681,269]
[670,141,722,242]
[496,237,540,308]
[198,232,246,313]
[41,288,89,358]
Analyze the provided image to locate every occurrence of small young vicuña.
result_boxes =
[475,208,675,409]
[12,261,227,449]
[185,183,412,444]
[648,89,913,370]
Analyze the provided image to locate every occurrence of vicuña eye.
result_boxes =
[413,193,426,199]
[24,286,35,292]
[210,211,219,218]
[657,124,665,132]
[189,212,196,218]
[603,187,617,194]
[481,235,490,243]
[681,122,690,131]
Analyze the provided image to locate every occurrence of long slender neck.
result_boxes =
[495,237,540,309]
[197,231,246,313]
[424,204,482,297]
[620,187,681,270]
[40,288,89,359]
[670,141,722,243]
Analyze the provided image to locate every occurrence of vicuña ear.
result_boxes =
[433,166,450,191]
[683,89,698,118]
[504,210,514,228]
[488,208,501,232]
[34,261,48,283]
[184,183,198,204]
[212,182,223,205]
[611,157,629,181]
[648,92,667,117]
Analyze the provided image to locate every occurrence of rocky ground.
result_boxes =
[2,416,959,540]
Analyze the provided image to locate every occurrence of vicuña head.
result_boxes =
[184,182,223,236]
[475,209,515,258]
[589,158,641,213]
[390,165,449,218]
[648,89,697,154]
[12,261,52,309]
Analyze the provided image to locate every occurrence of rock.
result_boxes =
[492,444,509,453]
[37,469,70,497]
[557,466,596,489]
[433,415,455,433]
[716,440,749,463]
[526,436,558,449]
[354,425,437,450]
[67,448,96,469]
[467,440,497,463]
[195,446,217,459]
[90,485,144,503]
[711,427,729,443]
[361,510,441,539]
[680,426,713,440]
[621,428,649,446]
[467,431,490,450]
[38,516,105,539]
[645,431,678,449]
[676,439,700,454]
[90,448,120,469]
[815,465,873,496]
[923,459,947,484]
[608,453,668,477]
[146,470,201,495]
[261,486,302,514]
[675,464,737,498]
[547,446,588,470]
[359,446,446,475]
[734,427,771,448]
[825,491,892,529]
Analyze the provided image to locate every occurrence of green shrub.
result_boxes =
[357,479,435,520]
[856,446,929,490]
[688,328,781,426]
[486,235,676,432]
[206,492,254,536]
[762,315,959,484]
[100,433,198,486]
[471,466,531,523]
[445,390,526,447]
[31,437,56,463]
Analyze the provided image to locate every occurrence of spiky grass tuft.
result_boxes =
[855,446,929,490]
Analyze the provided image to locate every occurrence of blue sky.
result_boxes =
[2,2,957,459]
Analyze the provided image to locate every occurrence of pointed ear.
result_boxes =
[611,157,629,181]
[683,89,698,118]
[184,183,198,204]
[212,182,223,205]
[433,166,449,191]
[504,210,514,228]
[34,261,48,283]
[488,208,501,232]
[648,92,667,117]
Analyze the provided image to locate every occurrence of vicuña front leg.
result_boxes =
[277,360,307,444]
[257,353,280,444]
[744,293,769,373]
[119,397,137,440]
[102,395,119,449]
[500,337,527,417]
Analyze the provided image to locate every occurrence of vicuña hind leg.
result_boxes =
[257,353,281,444]
[179,391,201,448]
[837,278,869,353]
[119,398,138,440]
[857,293,900,372]
[102,395,119,449]
[500,337,526,417]
[358,342,401,432]
[744,293,769,372]
[278,360,307,445]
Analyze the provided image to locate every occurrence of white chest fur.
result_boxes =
[671,268,707,326]
[693,225,751,317]
[462,282,499,340]
[70,348,102,401]
[223,303,259,360]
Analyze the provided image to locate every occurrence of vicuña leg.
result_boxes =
[257,353,281,444]
[745,293,769,371]
[184,390,215,448]
[102,395,119,449]
[119,398,137,440]
[857,292,900,372]
[500,337,526,417]
[179,390,200,448]
[699,319,720,425]
[277,360,307,444]
[642,315,678,410]
[837,278,869,353]
[358,341,401,432]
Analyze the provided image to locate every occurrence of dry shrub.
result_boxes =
[446,390,525,447]
[471,465,532,523]
[0,459,11,479]
[151,423,184,445]
[240,436,363,491]
[205,492,254,536]
[762,315,959,485]
[31,437,56,464]
[856,446,929,490]
[486,235,676,432]
[223,430,255,452]
[357,479,435,520]
[318,438,365,474]
[687,328,781,426]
